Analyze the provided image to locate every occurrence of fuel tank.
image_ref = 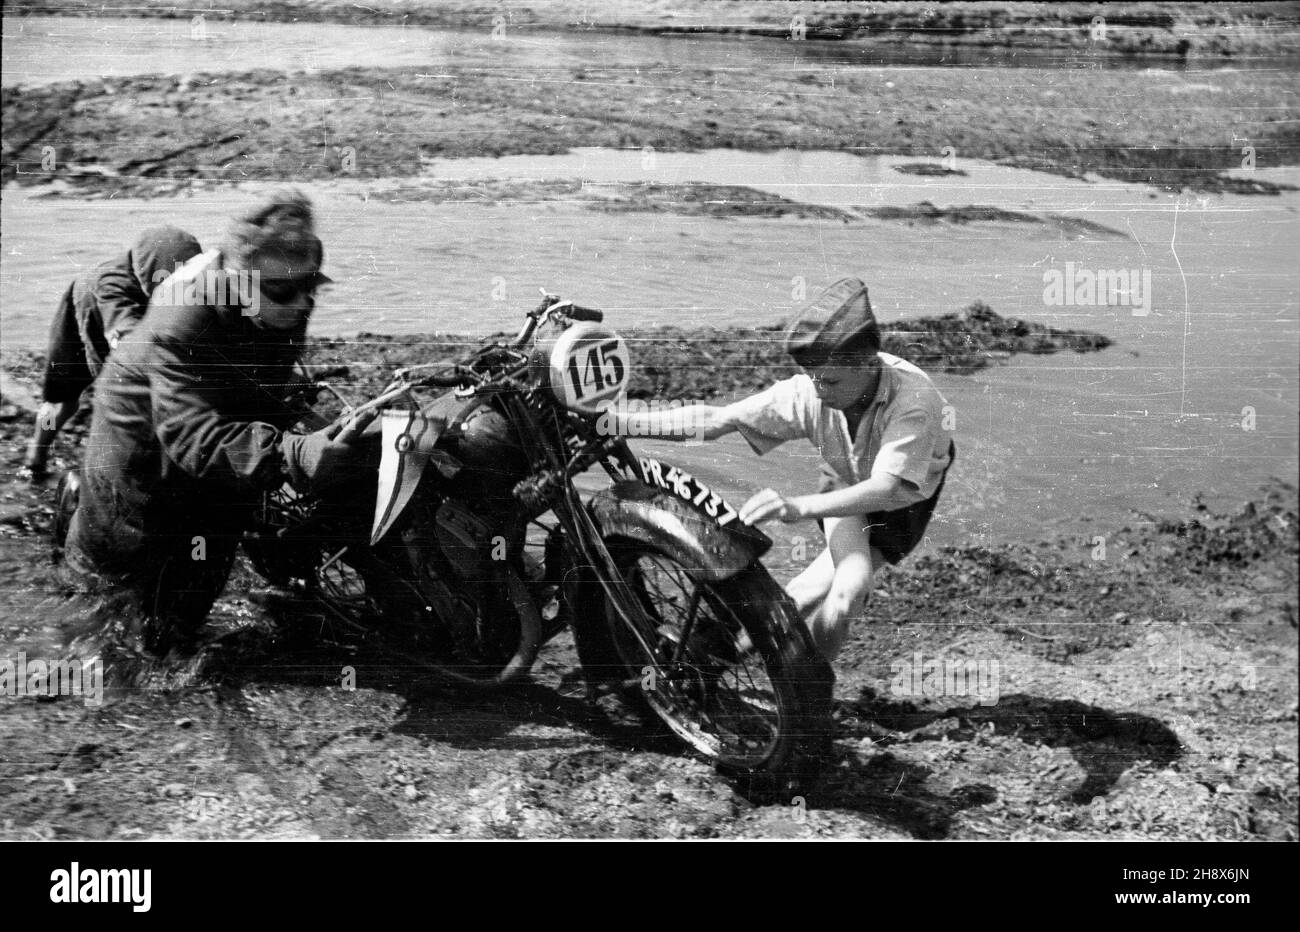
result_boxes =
[441,401,531,506]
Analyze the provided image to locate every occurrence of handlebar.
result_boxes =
[424,370,471,387]
[513,292,604,347]
[567,304,603,323]
[338,292,605,414]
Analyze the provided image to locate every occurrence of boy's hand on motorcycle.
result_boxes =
[740,488,806,525]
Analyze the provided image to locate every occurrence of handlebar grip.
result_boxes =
[568,304,604,323]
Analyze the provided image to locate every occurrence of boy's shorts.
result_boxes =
[817,441,955,566]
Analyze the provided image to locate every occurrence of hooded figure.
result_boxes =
[25,226,203,479]
[61,192,371,675]
[78,226,205,375]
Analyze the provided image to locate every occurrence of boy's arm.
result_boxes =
[613,403,739,442]
[798,473,924,519]
[740,474,923,526]
[614,377,811,447]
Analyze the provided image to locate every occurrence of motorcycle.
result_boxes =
[242,293,835,796]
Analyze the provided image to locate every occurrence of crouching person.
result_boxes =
[62,192,371,679]
[613,278,955,663]
[23,226,203,481]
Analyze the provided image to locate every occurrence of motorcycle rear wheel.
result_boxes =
[583,537,833,799]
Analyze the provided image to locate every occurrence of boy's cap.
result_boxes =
[783,278,879,367]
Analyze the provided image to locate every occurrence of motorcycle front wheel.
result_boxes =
[581,537,834,799]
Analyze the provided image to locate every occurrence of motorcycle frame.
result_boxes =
[262,296,768,675]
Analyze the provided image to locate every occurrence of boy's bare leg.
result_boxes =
[785,545,835,615]
[800,515,882,662]
[24,399,80,477]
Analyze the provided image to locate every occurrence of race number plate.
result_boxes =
[547,322,630,415]
[637,457,740,527]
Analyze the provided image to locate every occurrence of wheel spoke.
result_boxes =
[609,550,784,767]
[668,587,703,666]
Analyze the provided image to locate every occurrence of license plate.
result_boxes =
[637,457,740,527]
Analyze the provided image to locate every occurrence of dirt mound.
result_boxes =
[621,300,1112,400]
[3,301,1109,426]
[304,301,1115,399]
[859,202,1129,238]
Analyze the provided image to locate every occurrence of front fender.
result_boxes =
[370,391,474,545]
[586,480,772,583]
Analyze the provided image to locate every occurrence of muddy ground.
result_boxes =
[4,33,1298,196]
[0,320,1295,839]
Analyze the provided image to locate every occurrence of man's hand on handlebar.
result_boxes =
[280,408,378,492]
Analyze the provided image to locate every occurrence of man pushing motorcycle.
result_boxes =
[62,191,375,679]
[610,278,955,663]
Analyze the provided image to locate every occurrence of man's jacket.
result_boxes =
[67,249,306,580]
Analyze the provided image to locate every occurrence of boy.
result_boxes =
[614,278,954,662]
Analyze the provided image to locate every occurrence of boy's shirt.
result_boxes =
[727,352,953,505]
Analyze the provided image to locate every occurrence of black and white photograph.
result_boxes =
[0,0,1296,867]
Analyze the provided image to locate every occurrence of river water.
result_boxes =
[1,15,1297,549]
[0,13,1263,88]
